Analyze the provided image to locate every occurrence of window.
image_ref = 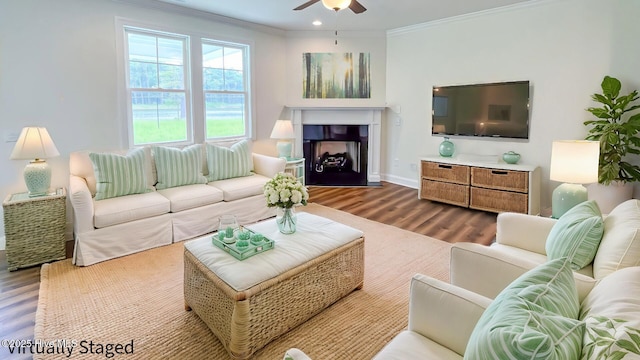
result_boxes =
[203,42,249,139]
[122,24,251,146]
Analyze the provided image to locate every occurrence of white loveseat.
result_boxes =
[69,140,285,266]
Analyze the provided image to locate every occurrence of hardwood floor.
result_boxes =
[0,181,496,357]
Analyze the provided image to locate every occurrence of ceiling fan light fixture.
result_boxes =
[321,0,351,11]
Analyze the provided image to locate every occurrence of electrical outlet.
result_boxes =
[393,158,400,167]
[410,163,417,172]
[394,117,401,126]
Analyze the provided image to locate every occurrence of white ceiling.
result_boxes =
[152,0,538,32]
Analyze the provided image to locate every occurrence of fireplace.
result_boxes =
[291,107,383,186]
[303,125,368,186]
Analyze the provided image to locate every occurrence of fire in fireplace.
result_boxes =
[303,125,368,186]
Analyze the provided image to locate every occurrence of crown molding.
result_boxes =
[387,0,562,37]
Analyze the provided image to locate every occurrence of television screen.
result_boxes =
[432,80,530,139]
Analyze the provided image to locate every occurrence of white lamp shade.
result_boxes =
[10,127,60,160]
[270,120,295,139]
[322,0,351,10]
[550,140,599,184]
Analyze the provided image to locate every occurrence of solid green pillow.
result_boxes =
[206,139,253,181]
[90,148,149,200]
[153,144,207,190]
[546,200,604,270]
[464,258,583,360]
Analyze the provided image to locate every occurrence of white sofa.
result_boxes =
[285,265,640,359]
[69,140,286,266]
[450,199,640,301]
[373,265,640,359]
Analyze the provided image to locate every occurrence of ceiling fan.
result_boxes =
[294,0,367,14]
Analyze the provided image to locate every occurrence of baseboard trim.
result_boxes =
[381,174,419,189]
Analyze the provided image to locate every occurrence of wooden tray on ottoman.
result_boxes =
[183,214,365,360]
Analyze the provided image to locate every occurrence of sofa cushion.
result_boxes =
[72,147,155,197]
[373,331,463,360]
[93,192,170,228]
[208,173,270,202]
[89,148,150,200]
[545,200,604,270]
[153,144,207,190]
[580,266,640,359]
[206,139,253,181]
[464,258,583,360]
[593,199,640,279]
[157,184,224,213]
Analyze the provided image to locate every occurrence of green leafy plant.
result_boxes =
[584,75,640,185]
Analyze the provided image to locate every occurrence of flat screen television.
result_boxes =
[432,80,530,139]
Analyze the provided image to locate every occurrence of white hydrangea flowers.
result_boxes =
[264,172,309,209]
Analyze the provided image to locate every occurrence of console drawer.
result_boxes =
[470,187,528,214]
[422,161,470,185]
[471,167,528,193]
[421,179,470,207]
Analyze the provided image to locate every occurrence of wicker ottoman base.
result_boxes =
[184,235,364,359]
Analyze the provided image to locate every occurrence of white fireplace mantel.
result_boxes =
[289,107,383,184]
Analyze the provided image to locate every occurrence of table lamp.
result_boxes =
[270,120,295,159]
[10,127,60,197]
[549,140,599,218]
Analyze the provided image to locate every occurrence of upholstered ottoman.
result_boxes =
[183,212,365,359]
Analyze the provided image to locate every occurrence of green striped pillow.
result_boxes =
[464,258,583,360]
[546,200,604,270]
[90,148,149,200]
[206,140,253,181]
[153,144,207,190]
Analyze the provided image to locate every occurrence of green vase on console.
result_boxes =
[439,137,455,157]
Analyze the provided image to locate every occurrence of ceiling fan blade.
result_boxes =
[294,0,321,11]
[349,0,367,14]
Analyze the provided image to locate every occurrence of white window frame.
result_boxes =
[115,18,254,148]
[201,38,252,142]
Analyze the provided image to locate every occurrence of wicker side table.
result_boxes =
[3,188,66,271]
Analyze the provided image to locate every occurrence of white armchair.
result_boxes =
[451,199,640,301]
[372,274,490,359]
[450,212,597,301]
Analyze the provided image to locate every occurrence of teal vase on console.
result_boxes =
[439,137,455,157]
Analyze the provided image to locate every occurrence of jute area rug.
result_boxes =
[34,203,452,360]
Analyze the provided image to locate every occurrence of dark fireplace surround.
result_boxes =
[303,125,368,186]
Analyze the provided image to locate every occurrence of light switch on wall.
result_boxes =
[4,130,19,143]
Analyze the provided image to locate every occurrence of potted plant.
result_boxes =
[584,75,640,212]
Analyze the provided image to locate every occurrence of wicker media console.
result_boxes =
[419,155,540,215]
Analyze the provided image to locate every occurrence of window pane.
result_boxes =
[224,69,243,91]
[159,64,184,90]
[157,37,184,66]
[129,61,157,88]
[223,47,243,71]
[203,67,223,91]
[205,93,245,138]
[131,91,187,144]
[128,33,157,63]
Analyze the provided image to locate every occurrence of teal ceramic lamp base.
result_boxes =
[24,159,51,197]
[276,141,292,159]
[552,183,587,219]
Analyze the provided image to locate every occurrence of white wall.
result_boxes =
[0,0,287,245]
[384,0,640,207]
